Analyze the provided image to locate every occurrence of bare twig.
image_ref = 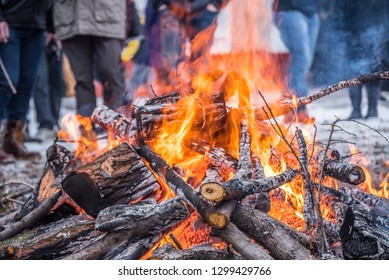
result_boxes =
[338,119,388,142]
[149,84,158,98]
[0,181,35,190]
[258,90,301,166]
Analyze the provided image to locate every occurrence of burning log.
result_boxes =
[323,160,365,185]
[92,105,136,139]
[187,139,237,177]
[61,143,160,217]
[136,145,273,260]
[62,197,188,260]
[296,128,317,229]
[95,197,188,232]
[150,243,236,260]
[340,204,389,259]
[0,214,94,259]
[199,169,297,203]
[231,205,312,260]
[199,123,297,203]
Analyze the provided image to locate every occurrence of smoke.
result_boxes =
[312,0,388,86]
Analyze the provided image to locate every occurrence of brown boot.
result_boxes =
[3,120,41,160]
[0,147,15,163]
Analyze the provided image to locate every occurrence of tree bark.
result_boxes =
[323,160,365,185]
[62,198,189,260]
[62,143,160,217]
[231,205,312,260]
[0,214,94,259]
[95,197,189,233]
[150,243,236,260]
[340,204,389,259]
[0,190,62,242]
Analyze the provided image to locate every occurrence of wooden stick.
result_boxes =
[231,205,312,260]
[0,190,62,242]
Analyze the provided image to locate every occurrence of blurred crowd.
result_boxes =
[0,0,388,162]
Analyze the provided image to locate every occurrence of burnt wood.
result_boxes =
[62,143,160,216]
[340,204,389,259]
[62,198,189,260]
[150,243,235,260]
[0,190,62,242]
[0,214,94,259]
[231,205,312,260]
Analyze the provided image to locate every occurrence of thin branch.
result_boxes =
[0,181,35,190]
[149,84,159,98]
[258,90,302,167]
[338,119,388,142]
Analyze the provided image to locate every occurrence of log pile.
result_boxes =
[0,71,389,260]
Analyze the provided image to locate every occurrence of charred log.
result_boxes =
[0,190,62,242]
[0,214,94,259]
[62,198,189,260]
[231,205,312,260]
[296,128,317,229]
[199,169,297,202]
[150,243,235,260]
[207,200,237,229]
[95,197,189,233]
[340,204,389,259]
[62,143,160,217]
[314,183,389,216]
[107,236,159,260]
[323,160,365,185]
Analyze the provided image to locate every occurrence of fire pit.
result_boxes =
[0,70,388,260]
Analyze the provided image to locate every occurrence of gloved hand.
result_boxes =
[121,36,142,62]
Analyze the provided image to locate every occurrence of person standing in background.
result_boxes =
[341,0,388,119]
[0,0,53,161]
[32,35,65,141]
[53,0,126,118]
[274,0,321,123]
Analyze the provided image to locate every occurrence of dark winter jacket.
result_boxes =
[0,0,53,31]
[126,0,141,38]
[339,0,388,33]
[275,0,318,17]
[151,0,226,16]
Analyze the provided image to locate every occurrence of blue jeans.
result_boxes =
[275,11,320,98]
[0,28,44,121]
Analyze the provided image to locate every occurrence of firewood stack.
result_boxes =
[0,72,389,260]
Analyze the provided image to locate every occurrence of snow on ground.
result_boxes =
[1,87,388,214]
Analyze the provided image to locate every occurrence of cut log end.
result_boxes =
[200,182,225,202]
[208,212,229,229]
